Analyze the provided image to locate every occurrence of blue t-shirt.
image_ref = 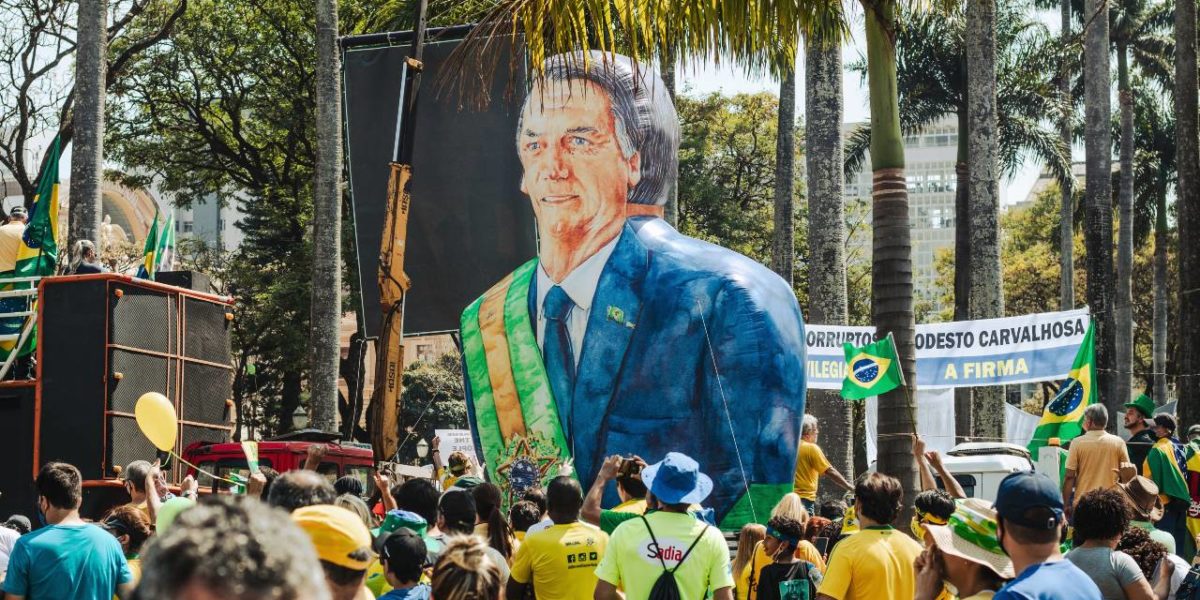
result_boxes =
[994,559,1102,600]
[1,523,132,600]
[379,584,431,600]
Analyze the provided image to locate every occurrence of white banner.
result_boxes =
[434,429,479,464]
[807,308,1090,390]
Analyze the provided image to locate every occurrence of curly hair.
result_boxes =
[804,517,832,543]
[1073,489,1131,545]
[102,504,153,555]
[914,490,956,521]
[767,516,806,552]
[431,535,503,600]
[1117,526,1169,579]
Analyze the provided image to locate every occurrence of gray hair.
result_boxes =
[802,414,819,436]
[517,51,680,206]
[1084,404,1108,428]
[134,496,330,600]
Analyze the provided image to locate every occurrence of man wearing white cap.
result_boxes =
[915,499,1014,600]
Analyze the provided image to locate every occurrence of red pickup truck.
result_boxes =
[182,437,375,493]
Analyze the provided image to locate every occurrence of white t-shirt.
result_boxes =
[1156,553,1190,600]
[0,526,18,575]
[525,517,554,536]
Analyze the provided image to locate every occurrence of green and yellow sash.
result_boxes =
[460,259,570,501]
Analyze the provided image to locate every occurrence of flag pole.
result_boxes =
[888,332,919,444]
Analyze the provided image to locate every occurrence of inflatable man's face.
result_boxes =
[517,80,641,257]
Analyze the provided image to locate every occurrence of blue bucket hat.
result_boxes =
[642,452,713,505]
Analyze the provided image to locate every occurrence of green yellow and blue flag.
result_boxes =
[1028,321,1095,455]
[840,333,904,401]
[138,208,160,279]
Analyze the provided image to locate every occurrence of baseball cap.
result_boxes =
[642,452,713,505]
[438,489,477,532]
[994,471,1063,530]
[1188,424,1200,438]
[9,206,26,219]
[1154,413,1178,433]
[379,528,429,572]
[293,504,374,570]
[372,509,427,552]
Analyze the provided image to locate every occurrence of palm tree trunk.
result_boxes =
[1115,46,1134,410]
[1059,0,1075,311]
[69,0,107,250]
[1175,0,1200,429]
[864,0,918,519]
[661,52,679,227]
[805,36,853,496]
[1084,0,1117,425]
[310,0,342,433]
[953,110,972,442]
[1154,180,1169,404]
[967,0,1004,440]
[773,67,797,286]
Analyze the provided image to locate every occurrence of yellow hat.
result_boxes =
[293,505,374,570]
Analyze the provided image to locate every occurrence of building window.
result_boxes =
[417,344,433,362]
[182,221,194,233]
[218,218,225,231]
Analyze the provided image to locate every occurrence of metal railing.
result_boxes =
[0,275,42,380]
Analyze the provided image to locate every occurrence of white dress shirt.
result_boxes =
[535,236,621,367]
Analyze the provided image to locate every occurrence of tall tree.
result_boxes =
[773,67,798,285]
[70,0,107,251]
[661,51,679,227]
[967,0,1003,439]
[310,0,342,432]
[1176,0,1200,428]
[861,0,918,515]
[1113,0,1172,413]
[1133,89,1175,405]
[1084,0,1117,421]
[805,31,854,491]
[1060,0,1076,311]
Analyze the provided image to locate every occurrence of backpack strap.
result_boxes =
[670,524,711,574]
[640,515,669,570]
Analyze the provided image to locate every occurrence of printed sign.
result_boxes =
[806,308,1090,389]
[434,429,479,464]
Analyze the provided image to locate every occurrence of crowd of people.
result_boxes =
[5,407,1200,599]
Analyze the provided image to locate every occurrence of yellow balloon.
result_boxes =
[135,392,177,451]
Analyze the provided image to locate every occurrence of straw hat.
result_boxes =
[925,498,1015,579]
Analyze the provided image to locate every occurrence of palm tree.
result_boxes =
[310,0,342,432]
[773,66,798,286]
[1175,0,1200,428]
[1059,0,1075,312]
[1083,0,1117,419]
[1132,89,1175,405]
[845,2,1071,438]
[1112,0,1172,414]
[70,0,106,252]
[859,0,919,511]
[805,27,854,495]
[966,0,1003,439]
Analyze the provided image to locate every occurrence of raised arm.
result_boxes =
[913,435,937,492]
[926,451,966,499]
[582,456,622,526]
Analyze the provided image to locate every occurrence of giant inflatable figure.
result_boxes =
[460,52,807,526]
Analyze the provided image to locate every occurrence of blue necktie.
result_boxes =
[543,285,576,439]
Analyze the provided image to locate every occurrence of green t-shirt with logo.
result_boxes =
[594,511,734,600]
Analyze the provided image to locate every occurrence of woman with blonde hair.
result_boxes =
[738,493,828,599]
[431,536,503,600]
[733,524,767,599]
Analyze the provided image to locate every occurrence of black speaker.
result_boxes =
[37,275,234,482]
[156,271,213,293]
[0,383,37,520]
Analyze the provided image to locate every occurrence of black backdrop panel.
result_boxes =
[0,386,37,521]
[344,34,537,335]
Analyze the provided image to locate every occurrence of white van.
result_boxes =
[939,442,1036,502]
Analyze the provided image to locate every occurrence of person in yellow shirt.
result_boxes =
[816,473,923,600]
[508,476,608,600]
[915,499,1014,600]
[739,493,827,599]
[99,504,152,595]
[794,415,854,514]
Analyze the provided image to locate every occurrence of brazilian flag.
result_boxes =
[1145,437,1190,505]
[137,208,160,279]
[0,136,61,359]
[1028,321,1095,455]
[841,333,904,400]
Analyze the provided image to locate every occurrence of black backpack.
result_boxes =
[640,515,711,600]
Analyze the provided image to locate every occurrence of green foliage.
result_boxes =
[395,352,468,465]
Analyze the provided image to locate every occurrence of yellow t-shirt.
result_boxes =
[817,526,923,600]
[510,522,608,600]
[595,511,734,599]
[0,223,24,272]
[612,498,648,514]
[1065,430,1129,505]
[738,540,827,600]
[793,441,833,501]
